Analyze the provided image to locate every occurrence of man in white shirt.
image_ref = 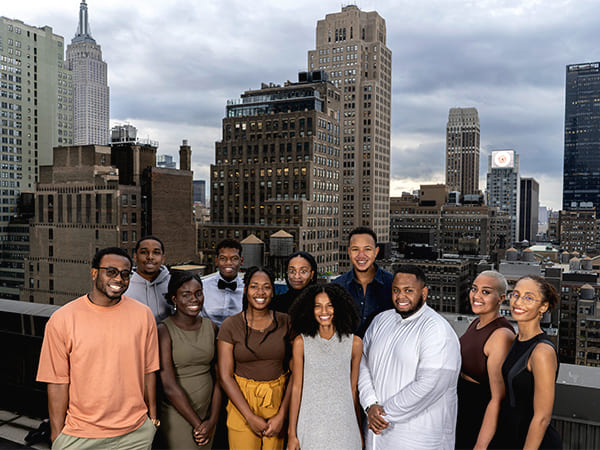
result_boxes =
[359,264,461,450]
[201,239,244,327]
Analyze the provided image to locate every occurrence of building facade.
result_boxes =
[575,284,600,367]
[199,72,341,275]
[22,140,196,304]
[487,149,520,246]
[0,17,73,299]
[559,209,598,254]
[446,107,480,197]
[308,5,392,268]
[560,267,599,364]
[519,177,539,243]
[66,0,109,145]
[390,184,511,259]
[22,145,141,304]
[563,62,600,211]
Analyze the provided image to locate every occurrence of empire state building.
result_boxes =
[66,0,110,145]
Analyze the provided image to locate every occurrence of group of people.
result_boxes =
[36,227,561,450]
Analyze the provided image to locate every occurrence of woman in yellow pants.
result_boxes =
[218,267,292,450]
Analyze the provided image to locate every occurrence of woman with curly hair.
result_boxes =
[287,283,363,450]
[217,267,292,450]
[492,275,561,449]
[157,271,221,449]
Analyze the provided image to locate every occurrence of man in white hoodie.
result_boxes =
[125,235,171,322]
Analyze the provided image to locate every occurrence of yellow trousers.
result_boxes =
[227,373,287,450]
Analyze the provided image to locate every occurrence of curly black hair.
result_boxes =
[242,266,279,355]
[289,283,359,341]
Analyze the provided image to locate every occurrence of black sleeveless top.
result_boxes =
[492,333,562,449]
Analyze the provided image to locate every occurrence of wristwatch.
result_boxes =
[150,418,160,428]
[365,402,378,413]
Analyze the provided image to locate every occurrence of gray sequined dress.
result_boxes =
[297,333,362,450]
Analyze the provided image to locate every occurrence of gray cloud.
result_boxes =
[6,0,600,209]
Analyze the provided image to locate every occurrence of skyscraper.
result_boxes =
[564,62,600,210]
[0,17,73,299]
[199,71,342,274]
[487,150,520,246]
[446,107,480,197]
[308,6,392,268]
[519,177,539,243]
[67,0,109,145]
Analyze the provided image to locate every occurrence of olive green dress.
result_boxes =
[161,317,215,449]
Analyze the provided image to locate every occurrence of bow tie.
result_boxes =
[218,279,237,291]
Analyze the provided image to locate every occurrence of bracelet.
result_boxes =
[150,418,160,428]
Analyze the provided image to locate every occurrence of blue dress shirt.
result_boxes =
[333,264,393,337]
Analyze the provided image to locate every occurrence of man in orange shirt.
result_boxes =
[37,247,160,449]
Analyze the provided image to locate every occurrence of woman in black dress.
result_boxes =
[492,275,561,449]
[456,271,515,449]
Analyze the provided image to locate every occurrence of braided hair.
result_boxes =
[242,266,278,356]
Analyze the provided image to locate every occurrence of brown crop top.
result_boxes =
[460,316,514,385]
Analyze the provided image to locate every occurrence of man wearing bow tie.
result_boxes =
[201,239,244,327]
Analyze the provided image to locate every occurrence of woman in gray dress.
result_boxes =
[288,283,363,450]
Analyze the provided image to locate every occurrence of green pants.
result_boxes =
[52,417,156,450]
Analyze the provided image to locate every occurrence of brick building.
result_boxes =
[22,141,196,305]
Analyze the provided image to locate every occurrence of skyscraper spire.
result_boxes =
[72,0,96,44]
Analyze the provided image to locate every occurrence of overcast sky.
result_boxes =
[4,0,599,210]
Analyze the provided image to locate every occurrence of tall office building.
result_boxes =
[519,177,539,243]
[0,18,73,299]
[563,62,600,211]
[199,71,341,274]
[193,180,206,204]
[446,107,480,196]
[66,0,109,145]
[308,6,392,269]
[487,150,520,246]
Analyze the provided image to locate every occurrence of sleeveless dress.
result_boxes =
[456,316,514,449]
[161,317,216,450]
[492,333,562,449]
[296,333,361,450]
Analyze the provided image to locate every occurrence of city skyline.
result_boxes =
[3,0,599,210]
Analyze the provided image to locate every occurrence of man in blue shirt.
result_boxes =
[334,227,393,336]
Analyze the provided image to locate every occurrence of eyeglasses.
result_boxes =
[179,291,204,301]
[288,269,311,276]
[98,267,132,280]
[508,292,540,305]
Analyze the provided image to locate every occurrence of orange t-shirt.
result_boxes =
[37,295,159,438]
